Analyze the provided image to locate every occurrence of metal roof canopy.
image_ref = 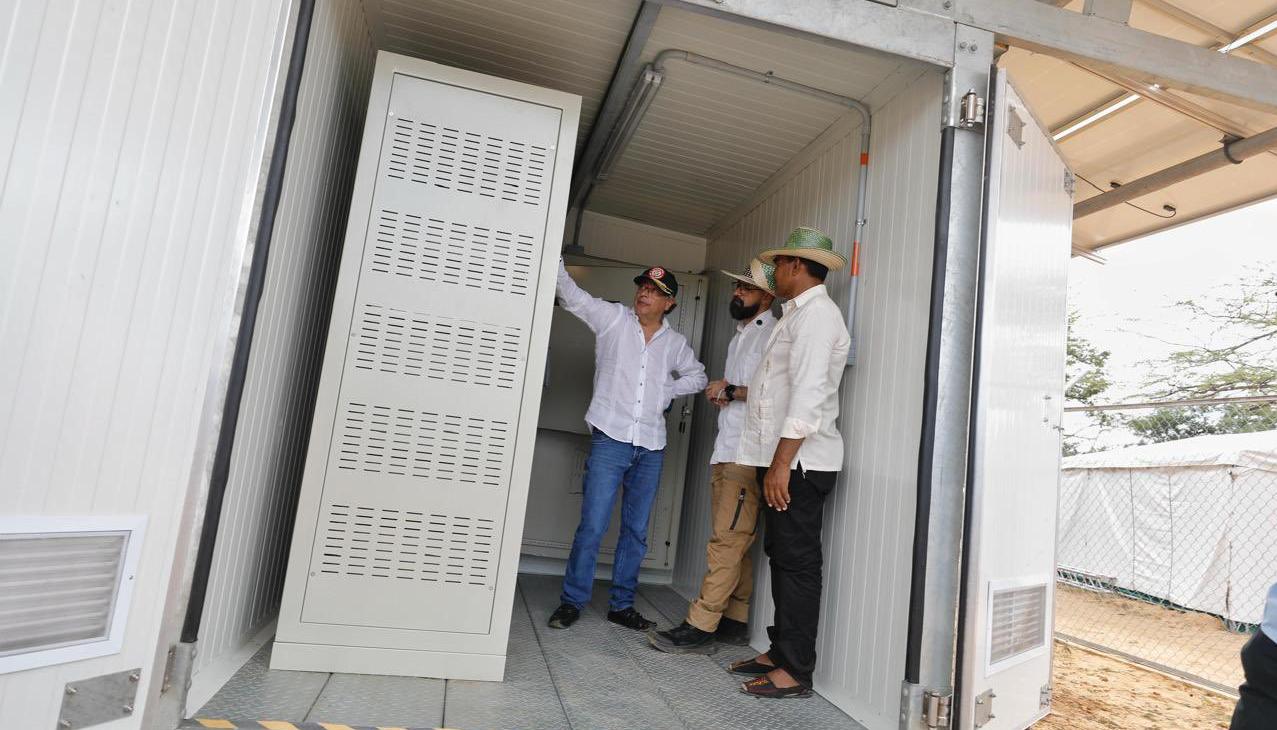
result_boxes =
[364,0,1277,254]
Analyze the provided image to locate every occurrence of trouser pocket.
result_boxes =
[729,487,746,530]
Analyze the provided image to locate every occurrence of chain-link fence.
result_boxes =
[1055,396,1277,695]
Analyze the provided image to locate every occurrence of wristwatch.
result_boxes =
[724,384,737,402]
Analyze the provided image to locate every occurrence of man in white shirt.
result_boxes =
[727,227,850,700]
[547,261,708,632]
[1231,581,1277,728]
[651,259,778,655]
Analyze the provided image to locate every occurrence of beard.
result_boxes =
[729,297,761,321]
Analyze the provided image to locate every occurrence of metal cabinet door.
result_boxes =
[957,70,1073,729]
[522,263,707,571]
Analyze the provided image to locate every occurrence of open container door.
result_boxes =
[957,69,1073,729]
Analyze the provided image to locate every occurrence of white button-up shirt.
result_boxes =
[556,262,707,451]
[736,284,850,472]
[711,310,778,464]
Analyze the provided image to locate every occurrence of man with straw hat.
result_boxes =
[727,227,851,699]
[650,259,777,655]
[546,260,707,634]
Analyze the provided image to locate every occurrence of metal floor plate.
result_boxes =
[193,575,865,730]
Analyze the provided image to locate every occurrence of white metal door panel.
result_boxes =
[523,264,707,572]
[959,71,1072,729]
[275,53,578,679]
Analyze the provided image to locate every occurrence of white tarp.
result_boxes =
[1058,430,1277,625]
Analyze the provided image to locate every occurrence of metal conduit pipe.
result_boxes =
[1073,123,1277,219]
[646,50,873,364]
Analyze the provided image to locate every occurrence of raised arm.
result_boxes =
[556,260,625,334]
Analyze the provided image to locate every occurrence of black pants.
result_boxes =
[1232,630,1277,729]
[758,466,835,687]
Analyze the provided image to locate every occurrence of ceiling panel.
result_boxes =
[364,0,642,153]
[588,4,922,234]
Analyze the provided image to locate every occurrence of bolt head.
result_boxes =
[60,721,72,729]
[958,41,969,50]
[65,686,78,695]
[128,673,140,683]
[123,705,134,714]
[971,44,979,52]
[944,0,952,7]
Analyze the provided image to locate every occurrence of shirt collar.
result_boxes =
[782,284,827,315]
[735,308,776,333]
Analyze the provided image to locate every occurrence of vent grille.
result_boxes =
[353,304,522,389]
[318,505,496,586]
[368,211,535,296]
[0,533,127,657]
[385,116,549,207]
[989,583,1048,665]
[335,402,511,487]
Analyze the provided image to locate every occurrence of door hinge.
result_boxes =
[1040,682,1053,710]
[958,89,985,130]
[923,689,952,728]
[974,689,997,727]
[161,646,177,694]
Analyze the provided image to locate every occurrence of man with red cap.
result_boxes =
[547,260,707,633]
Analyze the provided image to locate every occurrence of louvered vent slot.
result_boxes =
[353,303,522,389]
[989,583,1048,665]
[318,504,496,586]
[368,211,534,296]
[335,402,511,487]
[0,533,127,657]
[384,116,549,207]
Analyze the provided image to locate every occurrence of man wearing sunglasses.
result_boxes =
[547,261,707,633]
[651,259,777,655]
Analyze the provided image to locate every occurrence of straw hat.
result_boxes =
[720,258,776,295]
[757,226,846,271]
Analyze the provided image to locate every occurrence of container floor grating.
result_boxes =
[186,574,866,730]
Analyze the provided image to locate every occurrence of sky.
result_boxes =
[1067,197,1277,403]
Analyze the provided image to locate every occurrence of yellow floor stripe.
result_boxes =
[195,721,236,729]
[318,724,357,730]
[258,722,300,730]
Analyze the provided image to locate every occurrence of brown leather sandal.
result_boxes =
[739,676,813,699]
[727,657,775,676]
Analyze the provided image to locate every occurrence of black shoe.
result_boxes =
[607,607,655,631]
[715,617,750,646]
[548,603,580,629]
[649,621,716,654]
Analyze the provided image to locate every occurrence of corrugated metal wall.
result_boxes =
[672,69,943,730]
[187,0,376,710]
[0,1,293,727]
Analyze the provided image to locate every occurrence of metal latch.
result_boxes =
[923,689,952,728]
[974,689,997,727]
[958,89,985,129]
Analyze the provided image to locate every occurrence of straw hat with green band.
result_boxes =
[757,226,847,271]
[720,258,776,295]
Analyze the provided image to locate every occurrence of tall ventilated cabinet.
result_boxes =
[274,53,579,680]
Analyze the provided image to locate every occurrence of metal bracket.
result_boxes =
[1040,682,1053,710]
[1005,105,1026,148]
[1064,170,1077,197]
[58,669,142,729]
[922,689,953,728]
[958,90,986,130]
[974,688,996,727]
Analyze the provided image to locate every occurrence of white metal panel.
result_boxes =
[958,73,1073,730]
[186,0,377,712]
[274,53,578,680]
[0,0,293,726]
[674,69,943,730]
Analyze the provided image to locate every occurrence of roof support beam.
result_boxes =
[1073,123,1277,218]
[1084,0,1132,25]
[1139,0,1277,67]
[954,0,1277,113]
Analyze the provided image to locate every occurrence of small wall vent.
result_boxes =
[987,580,1049,671]
[0,517,146,674]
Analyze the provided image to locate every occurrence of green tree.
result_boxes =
[1063,310,1115,456]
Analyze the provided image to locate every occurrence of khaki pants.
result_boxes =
[687,463,762,632]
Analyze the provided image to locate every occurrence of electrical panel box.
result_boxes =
[274,52,579,680]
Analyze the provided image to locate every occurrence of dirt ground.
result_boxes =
[1036,641,1236,730]
[1054,584,1248,689]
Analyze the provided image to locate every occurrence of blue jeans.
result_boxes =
[560,429,665,611]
